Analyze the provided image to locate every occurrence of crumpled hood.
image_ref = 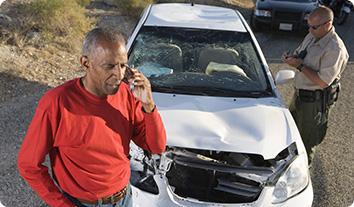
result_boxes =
[154,93,298,159]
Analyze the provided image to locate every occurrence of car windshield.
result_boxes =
[128,26,272,97]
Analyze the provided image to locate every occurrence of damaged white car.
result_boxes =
[127,3,313,207]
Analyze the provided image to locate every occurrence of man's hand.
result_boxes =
[282,52,303,69]
[128,68,155,113]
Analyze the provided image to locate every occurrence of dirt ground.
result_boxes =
[0,0,353,207]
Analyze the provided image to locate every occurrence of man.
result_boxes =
[18,28,167,207]
[282,6,348,161]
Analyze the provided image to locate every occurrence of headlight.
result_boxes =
[130,143,145,171]
[130,143,159,194]
[255,9,272,17]
[272,154,309,204]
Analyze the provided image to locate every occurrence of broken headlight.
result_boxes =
[130,143,160,195]
[271,153,309,204]
[254,9,272,17]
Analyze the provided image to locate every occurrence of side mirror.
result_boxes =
[275,70,295,85]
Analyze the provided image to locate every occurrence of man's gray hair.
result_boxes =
[310,6,334,22]
[82,28,126,56]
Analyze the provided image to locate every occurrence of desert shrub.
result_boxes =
[113,0,154,17]
[5,0,93,51]
[75,0,91,7]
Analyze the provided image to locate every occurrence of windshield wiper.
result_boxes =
[152,85,273,98]
[152,85,209,96]
[197,87,273,98]
[247,90,273,98]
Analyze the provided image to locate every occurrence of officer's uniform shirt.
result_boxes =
[294,27,349,90]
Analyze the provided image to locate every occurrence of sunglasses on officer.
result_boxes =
[307,20,330,30]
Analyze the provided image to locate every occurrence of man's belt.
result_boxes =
[296,89,324,102]
[77,186,127,205]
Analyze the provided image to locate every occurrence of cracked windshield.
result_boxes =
[128,26,272,97]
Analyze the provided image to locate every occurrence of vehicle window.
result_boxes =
[128,26,272,97]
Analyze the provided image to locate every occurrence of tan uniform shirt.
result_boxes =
[294,27,349,90]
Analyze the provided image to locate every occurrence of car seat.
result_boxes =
[197,47,240,71]
[150,43,183,72]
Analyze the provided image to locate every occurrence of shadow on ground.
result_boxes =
[310,155,328,207]
[0,72,50,207]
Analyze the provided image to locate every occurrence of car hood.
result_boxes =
[154,93,299,160]
[257,0,318,12]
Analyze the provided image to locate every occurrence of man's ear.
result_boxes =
[327,21,333,29]
[80,56,90,70]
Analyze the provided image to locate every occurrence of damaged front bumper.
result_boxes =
[129,143,313,206]
[130,175,313,207]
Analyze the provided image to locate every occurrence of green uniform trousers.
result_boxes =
[289,93,330,161]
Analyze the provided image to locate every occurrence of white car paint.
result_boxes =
[154,92,303,159]
[275,70,295,85]
[128,3,313,207]
[144,3,247,32]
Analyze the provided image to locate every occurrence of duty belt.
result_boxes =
[296,89,324,102]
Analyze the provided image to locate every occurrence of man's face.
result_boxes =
[307,16,330,39]
[86,40,128,96]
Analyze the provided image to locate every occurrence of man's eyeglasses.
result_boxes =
[307,20,330,30]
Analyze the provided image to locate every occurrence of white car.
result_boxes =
[127,3,313,207]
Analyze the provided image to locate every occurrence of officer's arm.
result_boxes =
[299,64,329,88]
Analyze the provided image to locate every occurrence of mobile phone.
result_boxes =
[123,65,135,91]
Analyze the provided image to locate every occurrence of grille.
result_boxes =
[166,162,262,203]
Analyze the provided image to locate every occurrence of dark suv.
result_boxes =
[250,0,319,32]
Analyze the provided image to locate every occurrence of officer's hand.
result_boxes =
[281,51,291,61]
[282,56,303,69]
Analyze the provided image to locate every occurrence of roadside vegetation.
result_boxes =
[0,0,92,52]
[0,0,252,52]
[117,0,154,17]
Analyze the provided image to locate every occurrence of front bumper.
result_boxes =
[252,12,308,31]
[130,175,313,207]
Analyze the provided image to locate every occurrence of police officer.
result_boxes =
[282,6,349,162]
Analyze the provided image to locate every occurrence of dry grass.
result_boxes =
[226,0,255,9]
[75,0,91,7]
[26,0,93,51]
[0,0,254,51]
[1,0,93,52]
[107,0,154,17]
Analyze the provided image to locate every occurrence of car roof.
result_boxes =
[144,3,247,32]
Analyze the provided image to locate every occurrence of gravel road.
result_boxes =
[0,3,353,207]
